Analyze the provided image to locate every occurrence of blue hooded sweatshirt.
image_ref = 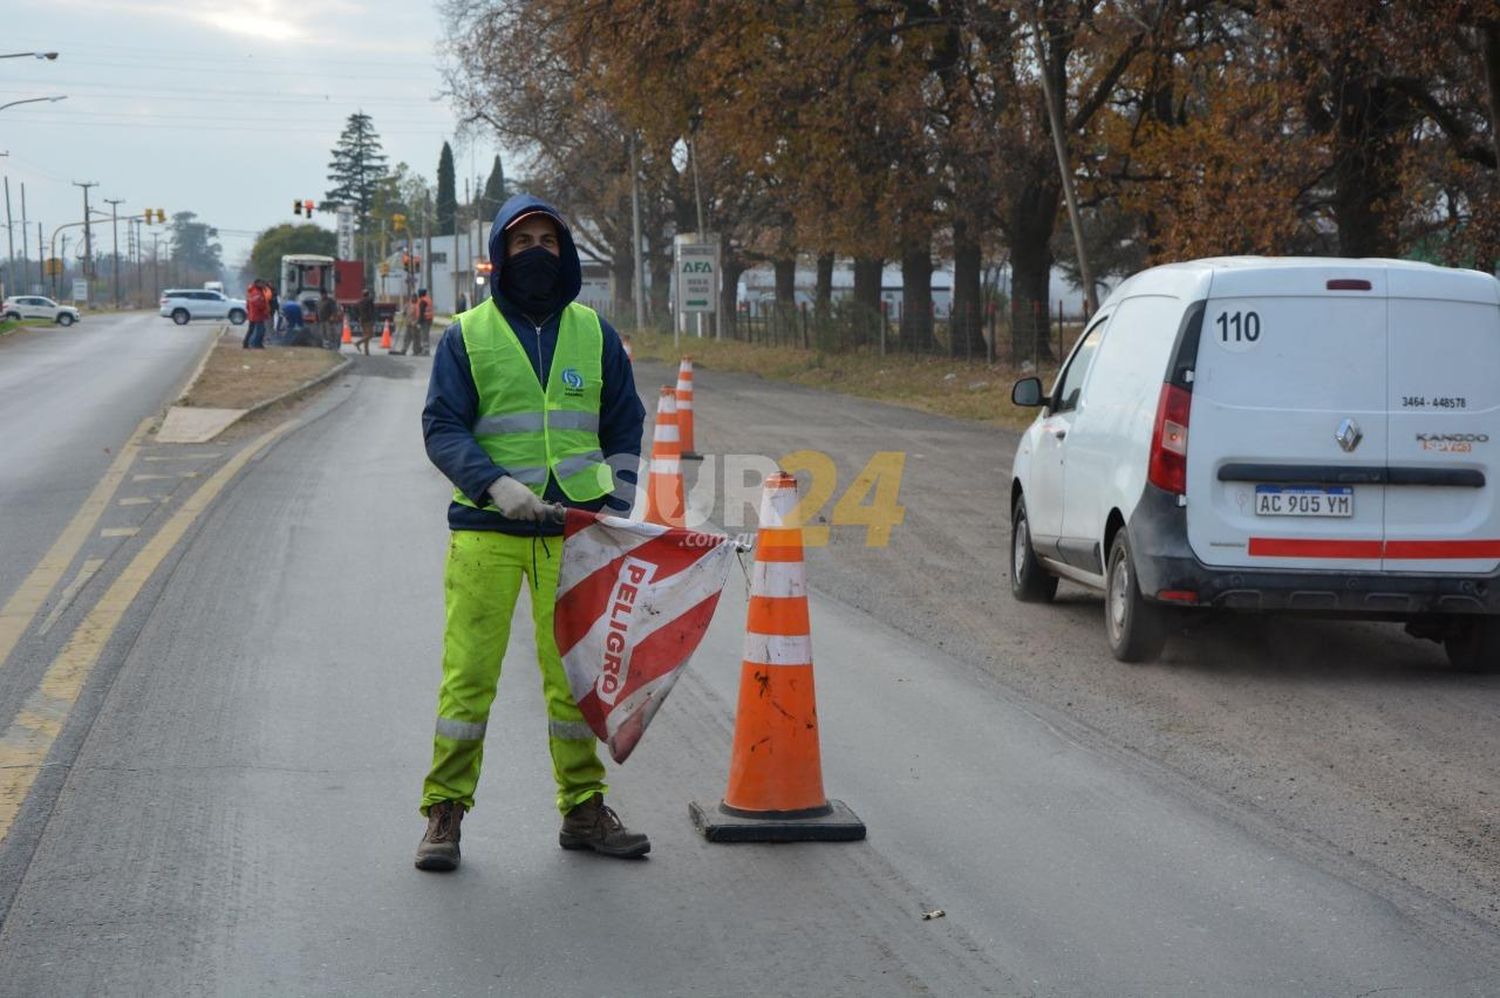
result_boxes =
[422,193,645,536]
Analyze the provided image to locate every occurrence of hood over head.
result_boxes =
[488,193,582,315]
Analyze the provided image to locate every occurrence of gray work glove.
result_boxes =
[486,475,554,523]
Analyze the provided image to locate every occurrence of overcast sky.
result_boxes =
[2,0,507,275]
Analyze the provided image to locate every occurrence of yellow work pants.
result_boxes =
[420,530,607,815]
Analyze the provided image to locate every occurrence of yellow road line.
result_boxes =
[37,560,105,638]
[0,419,149,673]
[0,417,298,842]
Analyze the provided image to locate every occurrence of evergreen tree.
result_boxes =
[324,112,389,227]
[479,154,507,223]
[436,142,458,236]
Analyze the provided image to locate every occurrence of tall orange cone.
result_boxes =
[379,318,393,350]
[341,316,352,345]
[645,386,686,527]
[689,472,865,842]
[676,356,703,461]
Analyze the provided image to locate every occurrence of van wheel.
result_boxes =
[1105,531,1167,663]
[1444,617,1500,673]
[1011,497,1057,603]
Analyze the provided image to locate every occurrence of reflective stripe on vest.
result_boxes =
[455,301,612,506]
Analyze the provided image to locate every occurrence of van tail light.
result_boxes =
[1148,383,1191,495]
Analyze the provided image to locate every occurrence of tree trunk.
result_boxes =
[774,256,797,306]
[852,256,883,347]
[1008,181,1060,362]
[611,250,634,328]
[720,242,744,340]
[814,253,834,315]
[950,217,985,358]
[1331,79,1402,258]
[899,236,934,351]
[649,250,672,330]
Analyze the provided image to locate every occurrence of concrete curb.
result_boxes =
[240,353,355,420]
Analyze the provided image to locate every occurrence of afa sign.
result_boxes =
[676,240,719,314]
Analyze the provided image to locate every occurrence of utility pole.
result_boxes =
[19,181,28,291]
[151,232,160,295]
[132,217,143,300]
[4,176,14,295]
[629,133,645,331]
[423,193,433,296]
[72,180,97,281]
[36,221,43,290]
[1033,26,1097,315]
[104,197,124,308]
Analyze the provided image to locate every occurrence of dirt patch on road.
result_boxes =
[178,330,344,410]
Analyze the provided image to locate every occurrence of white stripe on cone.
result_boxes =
[742,632,813,666]
[750,560,807,599]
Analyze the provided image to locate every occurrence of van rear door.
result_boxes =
[1384,268,1500,575]
[1186,265,1388,572]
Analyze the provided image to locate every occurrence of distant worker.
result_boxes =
[391,293,418,356]
[414,193,646,872]
[412,287,433,356]
[316,290,340,351]
[354,289,376,356]
[242,278,270,349]
[268,286,284,342]
[281,297,308,345]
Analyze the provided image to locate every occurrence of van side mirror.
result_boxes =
[1011,377,1045,407]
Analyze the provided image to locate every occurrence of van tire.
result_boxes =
[1443,617,1500,673]
[1105,531,1167,663]
[1011,497,1058,603]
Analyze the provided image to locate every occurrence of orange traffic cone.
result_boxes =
[645,386,686,527]
[379,319,393,350]
[341,317,352,345]
[676,356,703,461]
[689,472,865,842]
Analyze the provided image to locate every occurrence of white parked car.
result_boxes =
[159,289,247,325]
[2,295,81,326]
[1009,257,1500,670]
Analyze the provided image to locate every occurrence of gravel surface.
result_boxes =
[639,356,1500,934]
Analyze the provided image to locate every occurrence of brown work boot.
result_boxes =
[559,795,650,858]
[414,800,464,872]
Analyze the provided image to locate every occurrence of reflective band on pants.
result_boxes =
[435,716,487,741]
[549,718,597,742]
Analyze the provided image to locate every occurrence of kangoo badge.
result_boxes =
[562,367,585,390]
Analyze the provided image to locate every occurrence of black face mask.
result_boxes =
[500,245,564,316]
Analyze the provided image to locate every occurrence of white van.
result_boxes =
[1009,257,1500,669]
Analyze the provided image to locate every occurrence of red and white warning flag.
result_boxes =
[555,509,735,762]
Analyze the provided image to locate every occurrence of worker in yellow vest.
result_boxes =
[415,195,645,871]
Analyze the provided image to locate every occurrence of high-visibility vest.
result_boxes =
[454,301,612,506]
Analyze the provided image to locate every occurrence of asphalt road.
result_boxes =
[0,342,1498,995]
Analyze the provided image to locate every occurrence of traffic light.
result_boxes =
[475,259,493,276]
[294,200,303,216]
[392,213,407,232]
[144,208,166,225]
[304,199,316,216]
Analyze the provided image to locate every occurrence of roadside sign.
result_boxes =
[676,239,719,314]
[72,279,89,302]
[336,206,355,260]
[44,257,64,277]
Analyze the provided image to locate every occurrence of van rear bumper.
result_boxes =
[1126,485,1500,617]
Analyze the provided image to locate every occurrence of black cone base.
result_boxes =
[688,799,865,843]
[682,451,705,461]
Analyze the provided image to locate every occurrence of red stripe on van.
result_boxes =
[1383,540,1500,559]
[1248,538,1382,558]
[1249,538,1500,559]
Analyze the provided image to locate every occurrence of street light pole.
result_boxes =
[104,197,124,308]
[72,181,96,284]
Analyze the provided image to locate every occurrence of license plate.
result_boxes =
[1254,485,1354,517]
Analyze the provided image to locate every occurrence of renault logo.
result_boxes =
[1335,418,1362,452]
